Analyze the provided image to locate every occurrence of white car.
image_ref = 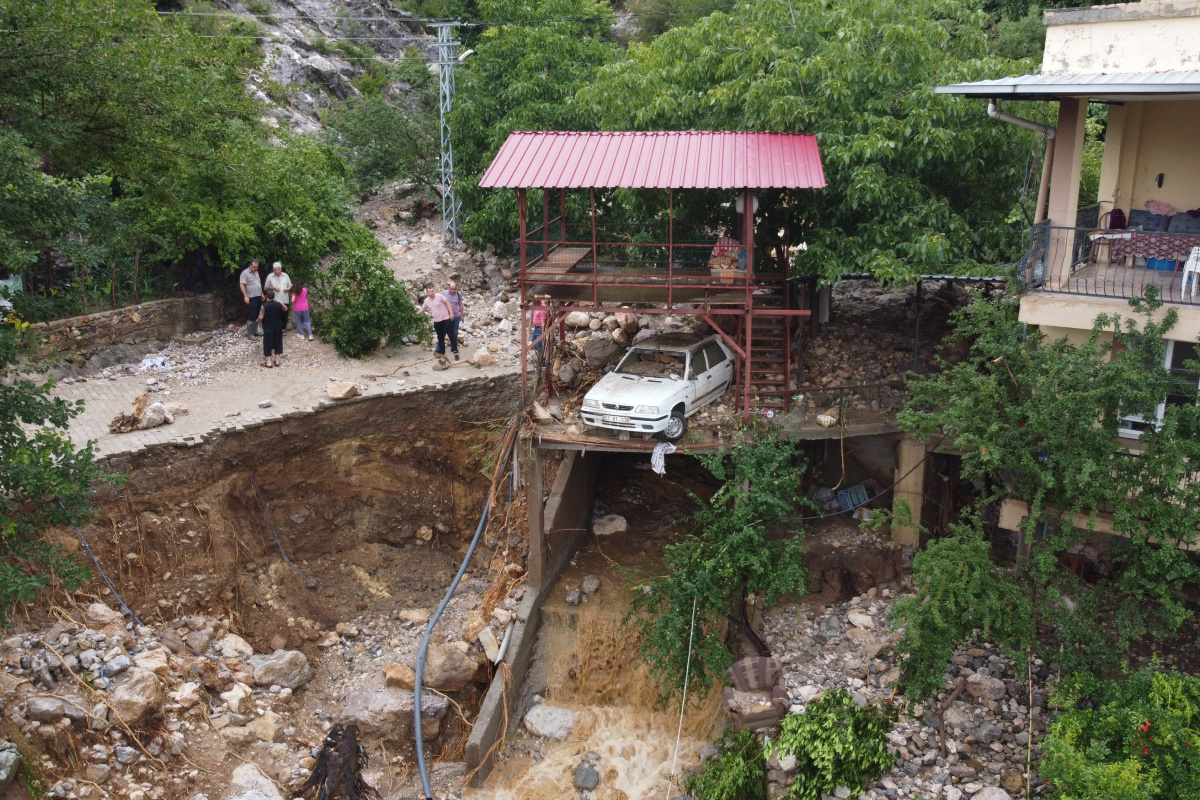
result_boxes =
[580,333,737,441]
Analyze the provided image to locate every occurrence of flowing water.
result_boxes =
[467,455,724,800]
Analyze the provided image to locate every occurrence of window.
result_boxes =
[690,348,710,377]
[1119,340,1199,438]
[702,341,728,371]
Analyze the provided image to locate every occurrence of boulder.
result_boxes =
[341,687,447,740]
[424,641,479,692]
[581,575,601,595]
[491,301,509,320]
[384,663,416,690]
[966,672,1007,702]
[247,650,313,690]
[847,611,874,630]
[165,402,189,416]
[564,311,592,328]
[593,514,627,536]
[615,311,639,334]
[220,682,252,714]
[557,364,578,387]
[478,628,500,663]
[27,696,84,724]
[398,608,431,625]
[133,648,170,676]
[971,789,1013,800]
[461,612,487,643]
[84,603,123,629]
[228,763,283,800]
[246,708,283,743]
[170,682,202,709]
[473,349,497,367]
[219,634,254,658]
[584,336,621,367]
[327,381,362,400]
[0,743,19,791]
[574,760,600,791]
[523,705,575,740]
[110,668,165,724]
[136,402,169,429]
[611,328,629,347]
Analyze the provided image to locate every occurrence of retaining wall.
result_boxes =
[30,295,230,361]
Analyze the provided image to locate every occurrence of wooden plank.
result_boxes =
[892,437,926,547]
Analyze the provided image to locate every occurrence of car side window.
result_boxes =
[703,342,728,370]
[690,347,710,377]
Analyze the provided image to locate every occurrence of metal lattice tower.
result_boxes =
[433,23,461,246]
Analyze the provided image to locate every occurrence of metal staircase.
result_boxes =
[747,278,792,411]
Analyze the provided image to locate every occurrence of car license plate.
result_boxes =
[601,414,630,424]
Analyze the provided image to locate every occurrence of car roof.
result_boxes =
[629,332,722,351]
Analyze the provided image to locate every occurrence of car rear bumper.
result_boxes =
[580,411,669,434]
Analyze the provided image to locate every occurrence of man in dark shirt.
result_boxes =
[257,287,287,367]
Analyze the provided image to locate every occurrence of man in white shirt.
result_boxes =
[264,262,292,330]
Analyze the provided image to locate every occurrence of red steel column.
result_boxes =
[668,189,674,310]
[590,188,598,308]
[742,189,755,420]
[518,189,528,401]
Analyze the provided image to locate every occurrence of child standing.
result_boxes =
[293,284,313,340]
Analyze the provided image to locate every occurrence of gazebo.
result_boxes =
[479,130,826,418]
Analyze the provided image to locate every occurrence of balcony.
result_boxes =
[1019,223,1200,305]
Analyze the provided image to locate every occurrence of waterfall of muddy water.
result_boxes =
[467,455,724,800]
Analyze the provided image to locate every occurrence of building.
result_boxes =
[937,0,1200,436]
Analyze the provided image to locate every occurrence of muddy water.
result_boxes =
[468,455,724,800]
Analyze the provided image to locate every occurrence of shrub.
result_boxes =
[685,731,767,800]
[1039,669,1200,800]
[312,246,426,358]
[769,689,898,800]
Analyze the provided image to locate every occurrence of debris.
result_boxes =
[592,514,627,536]
[296,724,378,800]
[523,705,576,740]
[326,381,362,400]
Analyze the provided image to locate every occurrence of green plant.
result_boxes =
[1039,668,1200,800]
[628,433,810,702]
[312,245,427,358]
[769,690,898,800]
[0,317,120,623]
[890,515,1035,705]
[684,731,767,800]
[244,0,277,24]
[897,289,1200,692]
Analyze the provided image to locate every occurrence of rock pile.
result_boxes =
[756,587,1047,800]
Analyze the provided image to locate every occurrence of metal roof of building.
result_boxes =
[478,131,827,190]
[934,70,1200,100]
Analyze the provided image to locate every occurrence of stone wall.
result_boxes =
[30,295,230,361]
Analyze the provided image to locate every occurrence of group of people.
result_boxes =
[239,260,314,368]
[419,279,466,360]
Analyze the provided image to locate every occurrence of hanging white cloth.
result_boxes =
[651,442,677,475]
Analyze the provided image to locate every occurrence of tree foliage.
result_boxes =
[576,0,1041,282]
[895,291,1200,691]
[450,0,619,248]
[0,316,116,622]
[628,434,809,701]
[1039,668,1200,800]
[684,731,768,800]
[769,690,898,800]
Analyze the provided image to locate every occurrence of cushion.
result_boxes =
[1167,213,1200,234]
[1128,209,1170,232]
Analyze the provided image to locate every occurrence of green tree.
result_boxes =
[323,50,440,195]
[894,291,1200,695]
[451,0,619,248]
[628,435,809,701]
[580,0,1042,282]
[0,316,116,622]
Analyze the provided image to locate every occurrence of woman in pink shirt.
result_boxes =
[419,283,456,359]
[292,283,313,340]
[530,300,548,355]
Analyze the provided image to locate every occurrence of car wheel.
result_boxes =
[663,409,688,442]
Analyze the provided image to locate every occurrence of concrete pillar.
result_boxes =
[524,439,546,589]
[891,437,926,547]
[1045,97,1090,289]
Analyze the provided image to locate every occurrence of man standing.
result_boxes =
[264,261,293,331]
[240,260,263,338]
[419,284,455,360]
[441,279,465,361]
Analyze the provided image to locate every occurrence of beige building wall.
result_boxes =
[1020,292,1200,343]
[1043,0,1200,75]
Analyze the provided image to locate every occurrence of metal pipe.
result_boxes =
[415,496,493,800]
[495,621,515,663]
[988,100,1057,224]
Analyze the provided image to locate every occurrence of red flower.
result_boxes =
[1144,749,1150,755]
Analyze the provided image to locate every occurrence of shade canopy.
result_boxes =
[478,131,826,190]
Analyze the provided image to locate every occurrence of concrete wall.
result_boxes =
[1043,0,1200,75]
[29,295,230,362]
[464,448,601,784]
[1020,291,1200,344]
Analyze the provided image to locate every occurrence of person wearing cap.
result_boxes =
[239,260,263,338]
[264,261,293,331]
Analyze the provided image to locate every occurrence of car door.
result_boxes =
[701,341,734,399]
[689,346,713,410]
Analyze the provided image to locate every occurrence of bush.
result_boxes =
[312,246,426,358]
[1039,669,1200,800]
[769,690,898,800]
[685,731,767,800]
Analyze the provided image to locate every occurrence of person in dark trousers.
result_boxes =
[257,287,287,367]
[240,259,264,338]
[441,279,465,359]
[418,283,455,359]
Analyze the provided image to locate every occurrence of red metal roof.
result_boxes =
[478,131,826,190]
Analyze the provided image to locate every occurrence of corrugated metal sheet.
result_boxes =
[935,70,1200,99]
[478,131,826,190]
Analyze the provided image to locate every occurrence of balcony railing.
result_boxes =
[1019,223,1200,305]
